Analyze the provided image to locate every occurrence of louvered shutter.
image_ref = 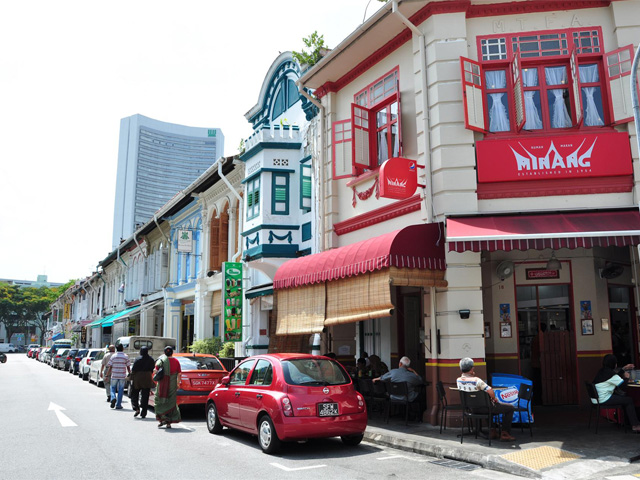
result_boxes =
[605,44,635,125]
[332,119,353,179]
[460,57,486,132]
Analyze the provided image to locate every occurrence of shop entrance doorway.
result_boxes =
[397,288,424,380]
[609,285,637,367]
[517,284,577,405]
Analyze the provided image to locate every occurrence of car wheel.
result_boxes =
[258,415,281,454]
[82,372,88,381]
[206,402,223,434]
[341,433,364,446]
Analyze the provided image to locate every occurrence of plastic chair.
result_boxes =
[585,381,626,434]
[459,389,495,445]
[436,381,463,434]
[513,383,533,436]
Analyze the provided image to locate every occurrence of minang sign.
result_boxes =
[379,157,418,199]
[476,132,632,183]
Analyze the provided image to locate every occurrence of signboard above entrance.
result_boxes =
[476,132,632,183]
[379,157,418,199]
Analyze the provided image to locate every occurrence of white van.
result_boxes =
[0,343,17,353]
[115,336,177,362]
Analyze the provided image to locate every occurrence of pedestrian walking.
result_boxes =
[154,346,182,428]
[130,346,155,419]
[107,343,131,410]
[100,345,116,402]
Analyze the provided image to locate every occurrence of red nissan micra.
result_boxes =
[205,353,367,454]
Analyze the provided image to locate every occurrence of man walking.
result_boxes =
[130,346,155,418]
[100,345,115,402]
[107,343,131,410]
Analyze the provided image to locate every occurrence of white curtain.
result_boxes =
[485,71,509,132]
[378,129,388,163]
[579,64,604,126]
[545,66,572,128]
[522,69,542,130]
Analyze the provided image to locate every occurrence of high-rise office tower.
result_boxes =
[112,114,224,249]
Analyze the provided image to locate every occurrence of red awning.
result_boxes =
[274,223,446,289]
[447,211,640,253]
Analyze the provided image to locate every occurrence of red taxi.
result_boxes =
[205,353,367,454]
[149,353,227,407]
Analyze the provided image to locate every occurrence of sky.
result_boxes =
[0,0,384,284]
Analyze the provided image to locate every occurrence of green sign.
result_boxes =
[223,262,243,342]
[208,129,217,137]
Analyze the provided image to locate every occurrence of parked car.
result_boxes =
[39,347,51,363]
[70,349,88,375]
[63,349,78,371]
[78,348,104,380]
[88,350,107,387]
[148,353,227,407]
[205,354,367,454]
[52,349,70,369]
[27,346,39,358]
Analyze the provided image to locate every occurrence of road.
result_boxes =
[11,353,639,480]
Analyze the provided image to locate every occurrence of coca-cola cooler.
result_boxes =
[490,373,533,424]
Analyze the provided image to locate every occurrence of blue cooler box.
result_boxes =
[490,373,533,424]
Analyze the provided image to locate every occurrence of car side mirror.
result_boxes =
[220,376,230,386]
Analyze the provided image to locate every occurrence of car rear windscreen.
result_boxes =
[282,359,351,386]
[177,356,225,371]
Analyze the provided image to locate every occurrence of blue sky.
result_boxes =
[0,0,383,283]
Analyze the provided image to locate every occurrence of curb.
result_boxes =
[363,429,540,478]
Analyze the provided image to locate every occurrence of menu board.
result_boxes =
[223,262,243,342]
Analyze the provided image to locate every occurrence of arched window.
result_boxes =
[210,210,220,270]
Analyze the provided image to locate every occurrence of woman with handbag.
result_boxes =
[593,353,640,432]
[130,346,155,419]
[154,346,182,428]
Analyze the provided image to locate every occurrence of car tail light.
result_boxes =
[357,393,365,412]
[75,357,81,362]
[281,397,293,417]
[87,359,91,365]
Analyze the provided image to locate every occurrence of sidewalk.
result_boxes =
[363,406,640,478]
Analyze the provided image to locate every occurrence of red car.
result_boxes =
[149,353,227,407]
[205,353,367,454]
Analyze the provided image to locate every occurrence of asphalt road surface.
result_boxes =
[1,354,525,480]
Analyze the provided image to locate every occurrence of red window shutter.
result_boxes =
[605,44,635,125]
[352,103,372,170]
[570,46,583,127]
[460,57,486,132]
[510,51,526,131]
[332,119,353,179]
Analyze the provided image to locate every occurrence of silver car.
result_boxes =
[78,348,104,381]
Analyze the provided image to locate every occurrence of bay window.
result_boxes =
[462,27,635,135]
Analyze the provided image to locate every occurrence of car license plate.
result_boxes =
[318,402,339,417]
[191,380,215,387]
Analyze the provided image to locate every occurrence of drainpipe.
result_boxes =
[217,158,244,262]
[153,215,169,244]
[133,236,147,258]
[296,80,326,252]
[391,0,433,224]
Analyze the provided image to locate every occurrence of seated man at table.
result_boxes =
[457,357,516,442]
[373,356,424,402]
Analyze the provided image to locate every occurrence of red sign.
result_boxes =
[526,268,560,280]
[476,132,632,183]
[379,157,418,199]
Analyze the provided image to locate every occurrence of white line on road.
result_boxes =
[377,455,408,460]
[270,463,327,472]
[48,402,77,427]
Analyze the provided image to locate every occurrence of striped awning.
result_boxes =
[447,211,640,253]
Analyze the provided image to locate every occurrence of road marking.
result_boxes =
[377,455,408,460]
[270,463,326,472]
[48,402,77,427]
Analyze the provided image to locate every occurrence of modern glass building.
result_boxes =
[112,114,224,248]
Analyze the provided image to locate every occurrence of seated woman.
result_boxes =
[593,354,640,432]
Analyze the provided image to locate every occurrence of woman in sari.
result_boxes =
[154,346,182,428]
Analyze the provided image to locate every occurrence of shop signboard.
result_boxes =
[476,131,632,183]
[223,262,243,342]
[379,157,418,199]
[526,268,560,280]
[177,230,193,253]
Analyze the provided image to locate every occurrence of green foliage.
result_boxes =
[238,138,246,155]
[292,31,329,68]
[189,337,223,355]
[219,341,235,358]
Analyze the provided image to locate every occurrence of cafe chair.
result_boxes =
[359,378,387,417]
[513,383,534,437]
[384,381,422,425]
[585,381,626,434]
[459,389,495,446]
[436,381,463,434]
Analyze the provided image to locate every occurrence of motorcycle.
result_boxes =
[0,353,6,363]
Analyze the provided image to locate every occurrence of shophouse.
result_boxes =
[239,52,319,355]
[284,0,640,422]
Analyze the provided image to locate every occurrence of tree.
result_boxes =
[22,286,59,345]
[292,31,329,68]
[0,283,26,343]
[189,337,222,355]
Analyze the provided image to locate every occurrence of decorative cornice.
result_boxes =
[477,176,632,200]
[334,194,422,235]
[467,0,610,18]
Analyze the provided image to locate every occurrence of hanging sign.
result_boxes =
[177,230,193,253]
[379,157,418,199]
[223,262,243,342]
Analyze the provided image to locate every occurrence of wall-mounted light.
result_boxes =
[207,270,219,277]
[459,309,470,319]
